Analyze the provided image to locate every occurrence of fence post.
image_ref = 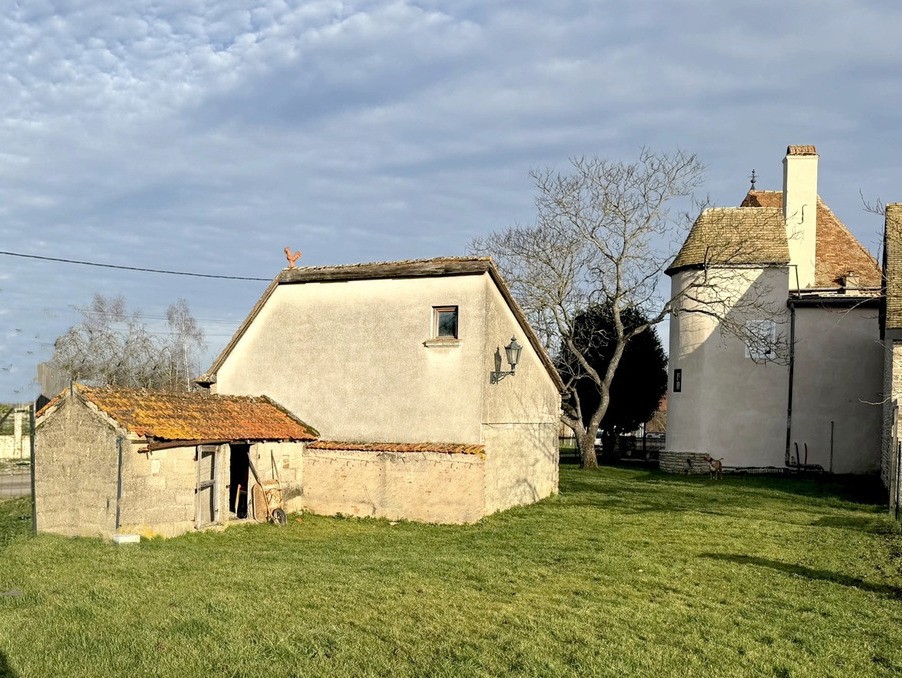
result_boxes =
[29,402,36,535]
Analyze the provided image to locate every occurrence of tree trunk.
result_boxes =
[577,430,598,469]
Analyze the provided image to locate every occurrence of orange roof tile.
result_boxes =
[308,440,485,456]
[740,190,881,288]
[41,384,318,442]
[786,145,817,156]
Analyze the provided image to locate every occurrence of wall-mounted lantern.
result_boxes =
[491,337,523,384]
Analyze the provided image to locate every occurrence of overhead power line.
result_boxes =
[0,250,271,281]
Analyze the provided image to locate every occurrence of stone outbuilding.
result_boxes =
[34,384,318,539]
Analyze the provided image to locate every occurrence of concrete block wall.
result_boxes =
[249,442,305,514]
[35,397,120,538]
[120,444,202,539]
[303,448,486,524]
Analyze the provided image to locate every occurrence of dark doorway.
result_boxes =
[229,444,250,519]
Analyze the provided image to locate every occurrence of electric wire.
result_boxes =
[0,250,270,281]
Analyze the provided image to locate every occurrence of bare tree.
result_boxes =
[472,149,785,468]
[51,295,206,392]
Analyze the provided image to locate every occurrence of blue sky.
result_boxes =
[2,0,902,400]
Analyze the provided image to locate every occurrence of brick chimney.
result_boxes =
[783,145,819,289]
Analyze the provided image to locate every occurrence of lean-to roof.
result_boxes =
[38,384,319,443]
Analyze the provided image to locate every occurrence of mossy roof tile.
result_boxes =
[43,384,318,442]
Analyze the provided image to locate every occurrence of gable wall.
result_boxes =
[35,397,120,538]
[481,275,560,512]
[215,275,488,444]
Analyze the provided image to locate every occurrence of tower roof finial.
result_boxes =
[749,169,757,190]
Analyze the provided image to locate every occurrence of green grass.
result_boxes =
[1,467,901,677]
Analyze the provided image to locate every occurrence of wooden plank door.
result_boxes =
[196,445,219,528]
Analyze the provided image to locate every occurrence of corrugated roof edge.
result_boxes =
[195,256,566,393]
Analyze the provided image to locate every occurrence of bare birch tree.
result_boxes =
[471,149,786,468]
[51,294,206,391]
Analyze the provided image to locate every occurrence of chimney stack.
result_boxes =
[783,145,819,290]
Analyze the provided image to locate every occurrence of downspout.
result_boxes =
[784,301,796,466]
[115,437,124,532]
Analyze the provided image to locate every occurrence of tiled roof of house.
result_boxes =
[666,207,789,274]
[741,190,881,287]
[884,204,902,330]
[308,440,485,456]
[39,384,319,442]
[197,256,566,393]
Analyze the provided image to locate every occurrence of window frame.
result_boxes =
[673,368,682,393]
[432,305,459,340]
[744,319,777,361]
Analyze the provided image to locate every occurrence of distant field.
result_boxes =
[0,467,900,677]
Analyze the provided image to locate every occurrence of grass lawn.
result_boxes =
[0,466,901,677]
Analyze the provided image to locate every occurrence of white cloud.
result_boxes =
[1,0,901,398]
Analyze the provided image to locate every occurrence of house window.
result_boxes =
[673,369,682,393]
[433,306,458,339]
[745,320,776,361]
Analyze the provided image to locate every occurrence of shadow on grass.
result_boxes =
[701,553,902,599]
[561,465,888,508]
[0,650,17,677]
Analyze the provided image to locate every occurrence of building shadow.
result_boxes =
[700,553,902,599]
[0,650,18,677]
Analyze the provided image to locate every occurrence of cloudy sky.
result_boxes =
[2,0,901,400]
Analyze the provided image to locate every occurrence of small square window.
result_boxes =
[745,320,776,361]
[673,369,682,393]
[434,306,458,339]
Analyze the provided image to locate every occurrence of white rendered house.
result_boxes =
[664,146,883,474]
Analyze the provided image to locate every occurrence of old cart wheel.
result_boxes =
[271,508,287,526]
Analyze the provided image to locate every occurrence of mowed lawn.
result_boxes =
[0,467,901,678]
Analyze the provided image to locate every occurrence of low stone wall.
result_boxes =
[303,448,486,524]
[659,450,712,475]
[0,435,26,460]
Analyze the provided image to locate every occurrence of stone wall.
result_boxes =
[35,397,121,538]
[248,442,305,514]
[659,450,712,475]
[303,448,485,524]
[119,444,201,539]
[881,342,902,507]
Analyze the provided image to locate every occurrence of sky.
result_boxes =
[2,0,902,401]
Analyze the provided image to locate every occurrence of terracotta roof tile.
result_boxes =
[884,204,902,329]
[666,206,789,274]
[41,384,318,442]
[786,145,817,156]
[308,440,485,456]
[741,190,881,287]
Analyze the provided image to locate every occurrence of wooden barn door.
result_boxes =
[196,445,220,528]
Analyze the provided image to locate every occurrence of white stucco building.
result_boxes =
[664,145,883,474]
[197,257,564,523]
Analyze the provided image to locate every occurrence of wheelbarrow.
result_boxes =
[247,451,287,526]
